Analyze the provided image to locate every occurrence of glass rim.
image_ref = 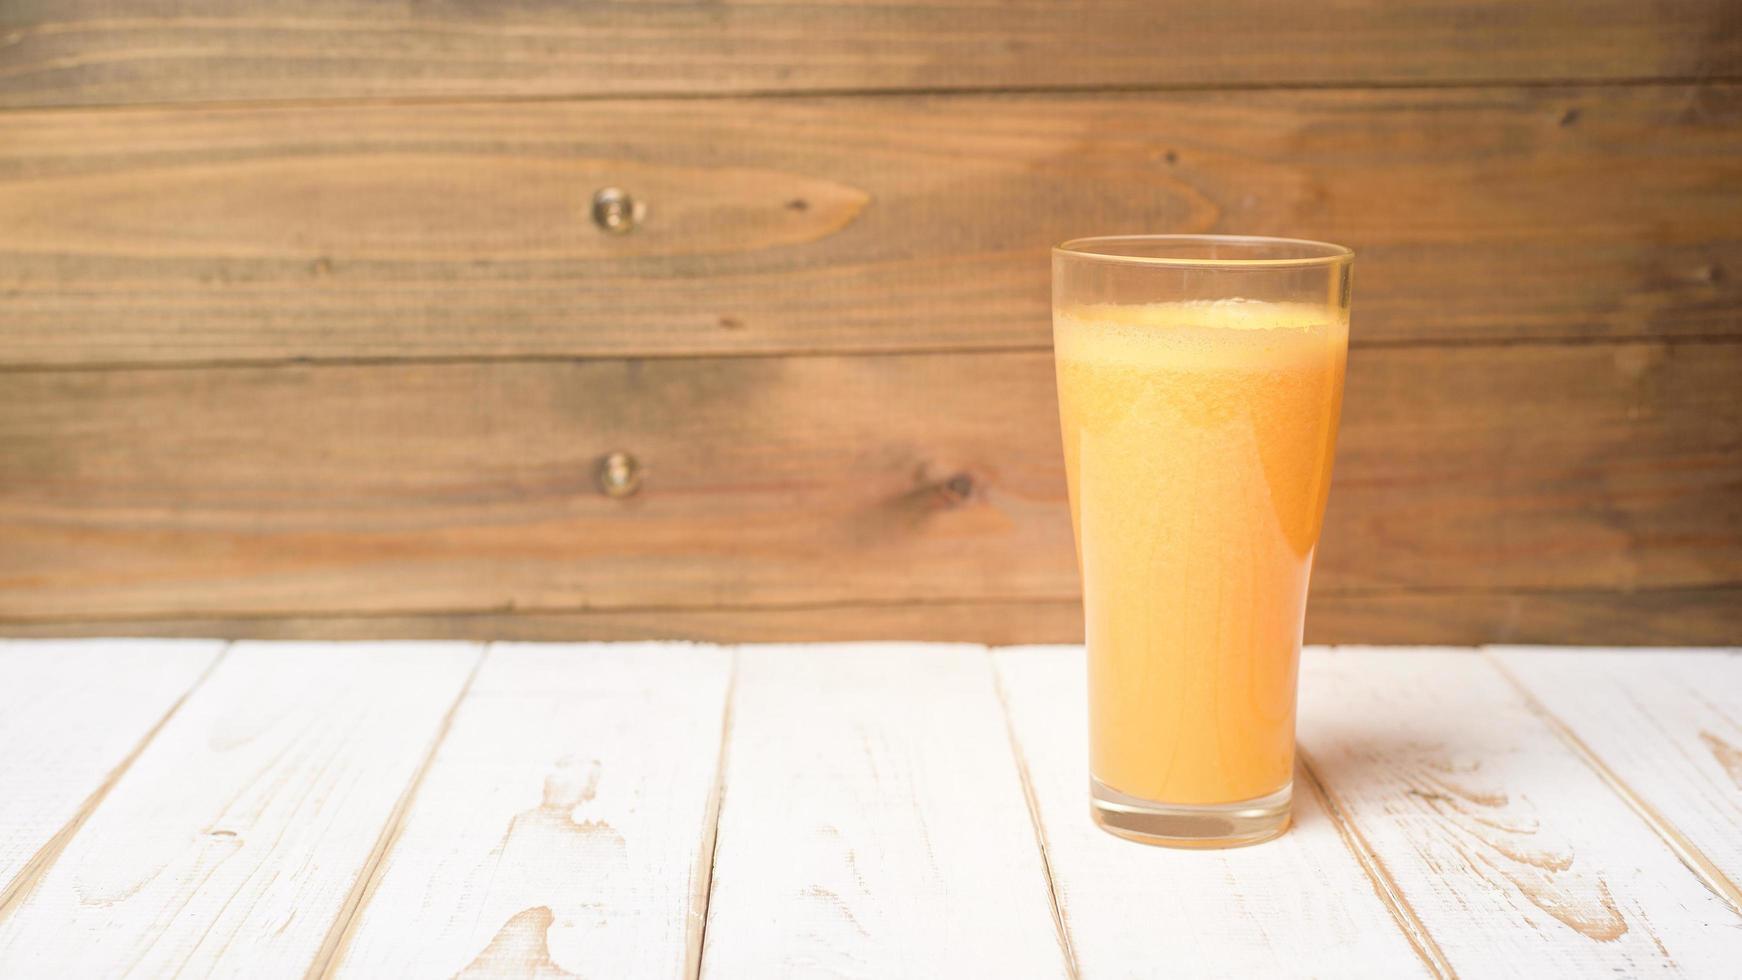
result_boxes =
[1054,234,1354,270]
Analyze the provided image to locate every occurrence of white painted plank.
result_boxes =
[1488,646,1742,912]
[0,641,479,978]
[993,645,1437,980]
[699,644,1068,979]
[1299,647,1742,977]
[331,642,733,979]
[0,639,223,901]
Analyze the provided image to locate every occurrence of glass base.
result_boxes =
[1090,778,1292,848]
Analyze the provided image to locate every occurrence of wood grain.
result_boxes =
[1298,647,1742,975]
[1490,647,1742,912]
[698,645,1068,976]
[0,641,479,977]
[994,645,1440,978]
[1,1,1737,107]
[2,85,1739,367]
[3,589,1739,646]
[331,643,733,979]
[1,342,1736,624]
[0,639,221,910]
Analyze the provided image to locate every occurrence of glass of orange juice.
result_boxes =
[1052,235,1352,847]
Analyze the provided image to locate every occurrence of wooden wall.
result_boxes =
[1,2,1738,645]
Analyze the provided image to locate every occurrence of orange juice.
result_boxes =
[1054,299,1347,806]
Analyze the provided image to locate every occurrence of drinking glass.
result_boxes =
[1052,235,1352,847]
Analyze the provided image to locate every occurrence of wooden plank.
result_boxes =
[1298,647,1742,976]
[1,1,1735,107]
[1,342,1736,622]
[1304,587,1742,647]
[2,85,1739,367]
[992,645,1441,978]
[0,603,1090,647]
[1488,646,1742,912]
[1320,341,1742,595]
[329,642,733,979]
[0,641,479,977]
[0,639,222,908]
[0,353,1071,619]
[698,644,1067,976]
[4,588,1740,647]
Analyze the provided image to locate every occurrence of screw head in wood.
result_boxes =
[592,187,640,234]
[597,451,643,498]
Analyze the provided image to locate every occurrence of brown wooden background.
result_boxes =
[1,2,1738,645]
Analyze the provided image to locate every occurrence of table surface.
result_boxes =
[0,641,1738,978]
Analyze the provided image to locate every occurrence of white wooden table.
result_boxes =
[0,641,1738,978]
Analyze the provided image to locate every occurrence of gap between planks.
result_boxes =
[1481,649,1742,918]
[1,74,1738,121]
[4,581,1737,633]
[304,645,489,980]
[0,594,1086,627]
[1294,748,1457,980]
[988,649,1082,980]
[7,334,1742,378]
[686,648,740,980]
[0,641,232,923]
